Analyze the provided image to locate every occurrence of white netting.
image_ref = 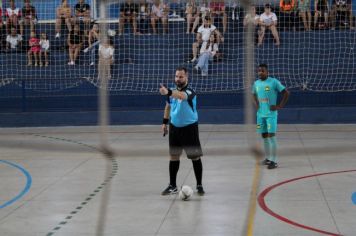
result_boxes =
[0,0,356,93]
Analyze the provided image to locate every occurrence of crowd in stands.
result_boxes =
[0,0,354,74]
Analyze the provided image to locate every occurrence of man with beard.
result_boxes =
[159,66,205,196]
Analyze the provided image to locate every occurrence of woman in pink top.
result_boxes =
[27,31,40,66]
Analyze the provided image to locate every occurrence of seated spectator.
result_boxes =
[279,0,296,31]
[150,0,169,34]
[298,0,312,31]
[27,31,40,66]
[169,0,184,17]
[137,0,151,34]
[119,0,139,35]
[194,33,219,76]
[20,0,38,36]
[189,15,223,63]
[6,27,22,52]
[314,0,329,29]
[185,0,197,33]
[5,0,21,34]
[72,0,91,35]
[258,4,280,46]
[55,0,72,38]
[210,0,227,33]
[39,32,50,66]
[189,0,211,34]
[67,24,84,65]
[330,0,353,29]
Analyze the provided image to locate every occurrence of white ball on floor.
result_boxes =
[107,29,116,37]
[179,185,193,201]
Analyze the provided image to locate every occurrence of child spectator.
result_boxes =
[258,4,280,46]
[194,33,219,76]
[39,33,49,66]
[98,37,115,79]
[6,27,22,52]
[27,31,40,66]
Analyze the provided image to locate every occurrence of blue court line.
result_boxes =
[0,160,32,209]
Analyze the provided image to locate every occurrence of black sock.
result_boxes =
[169,160,180,187]
[192,158,203,186]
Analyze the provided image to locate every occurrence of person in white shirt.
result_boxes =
[98,37,114,79]
[39,33,50,67]
[150,0,169,34]
[243,5,259,27]
[189,15,222,63]
[5,0,21,34]
[194,33,218,76]
[6,27,22,51]
[258,4,280,46]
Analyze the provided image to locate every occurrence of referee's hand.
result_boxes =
[159,83,168,95]
[162,124,168,137]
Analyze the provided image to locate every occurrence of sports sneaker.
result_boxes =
[90,62,95,66]
[262,159,271,165]
[196,185,205,196]
[161,185,178,195]
[190,57,197,63]
[55,33,60,38]
[267,161,278,169]
[83,48,89,53]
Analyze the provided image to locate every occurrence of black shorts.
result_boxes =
[169,122,203,159]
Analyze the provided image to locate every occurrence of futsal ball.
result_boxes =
[107,29,116,37]
[179,185,193,201]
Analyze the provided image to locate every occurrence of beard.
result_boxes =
[175,81,187,90]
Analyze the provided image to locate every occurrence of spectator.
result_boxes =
[83,23,100,65]
[185,0,197,33]
[55,0,72,38]
[210,0,227,33]
[137,0,151,34]
[189,0,211,34]
[169,0,184,17]
[279,0,296,31]
[39,33,49,66]
[20,0,37,36]
[330,0,353,29]
[314,0,329,29]
[151,0,169,34]
[27,31,40,66]
[98,37,114,79]
[298,0,312,31]
[5,0,21,34]
[73,0,91,35]
[258,4,280,46]
[119,0,139,35]
[67,24,84,65]
[6,27,22,51]
[0,6,5,50]
[189,15,222,63]
[243,5,259,27]
[194,32,219,76]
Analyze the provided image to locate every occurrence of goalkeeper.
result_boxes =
[159,66,205,196]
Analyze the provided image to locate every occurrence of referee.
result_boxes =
[159,66,205,196]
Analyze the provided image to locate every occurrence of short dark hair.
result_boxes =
[258,63,268,69]
[265,3,271,8]
[204,15,211,21]
[176,66,187,74]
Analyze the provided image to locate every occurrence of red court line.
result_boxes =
[258,169,356,236]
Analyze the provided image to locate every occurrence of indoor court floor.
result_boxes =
[0,124,355,236]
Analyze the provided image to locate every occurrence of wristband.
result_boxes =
[167,89,172,96]
[162,118,169,124]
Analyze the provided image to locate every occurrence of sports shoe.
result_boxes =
[90,62,95,66]
[196,185,205,196]
[161,185,178,195]
[83,48,89,53]
[190,57,197,63]
[55,33,60,38]
[267,161,278,169]
[262,159,271,165]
